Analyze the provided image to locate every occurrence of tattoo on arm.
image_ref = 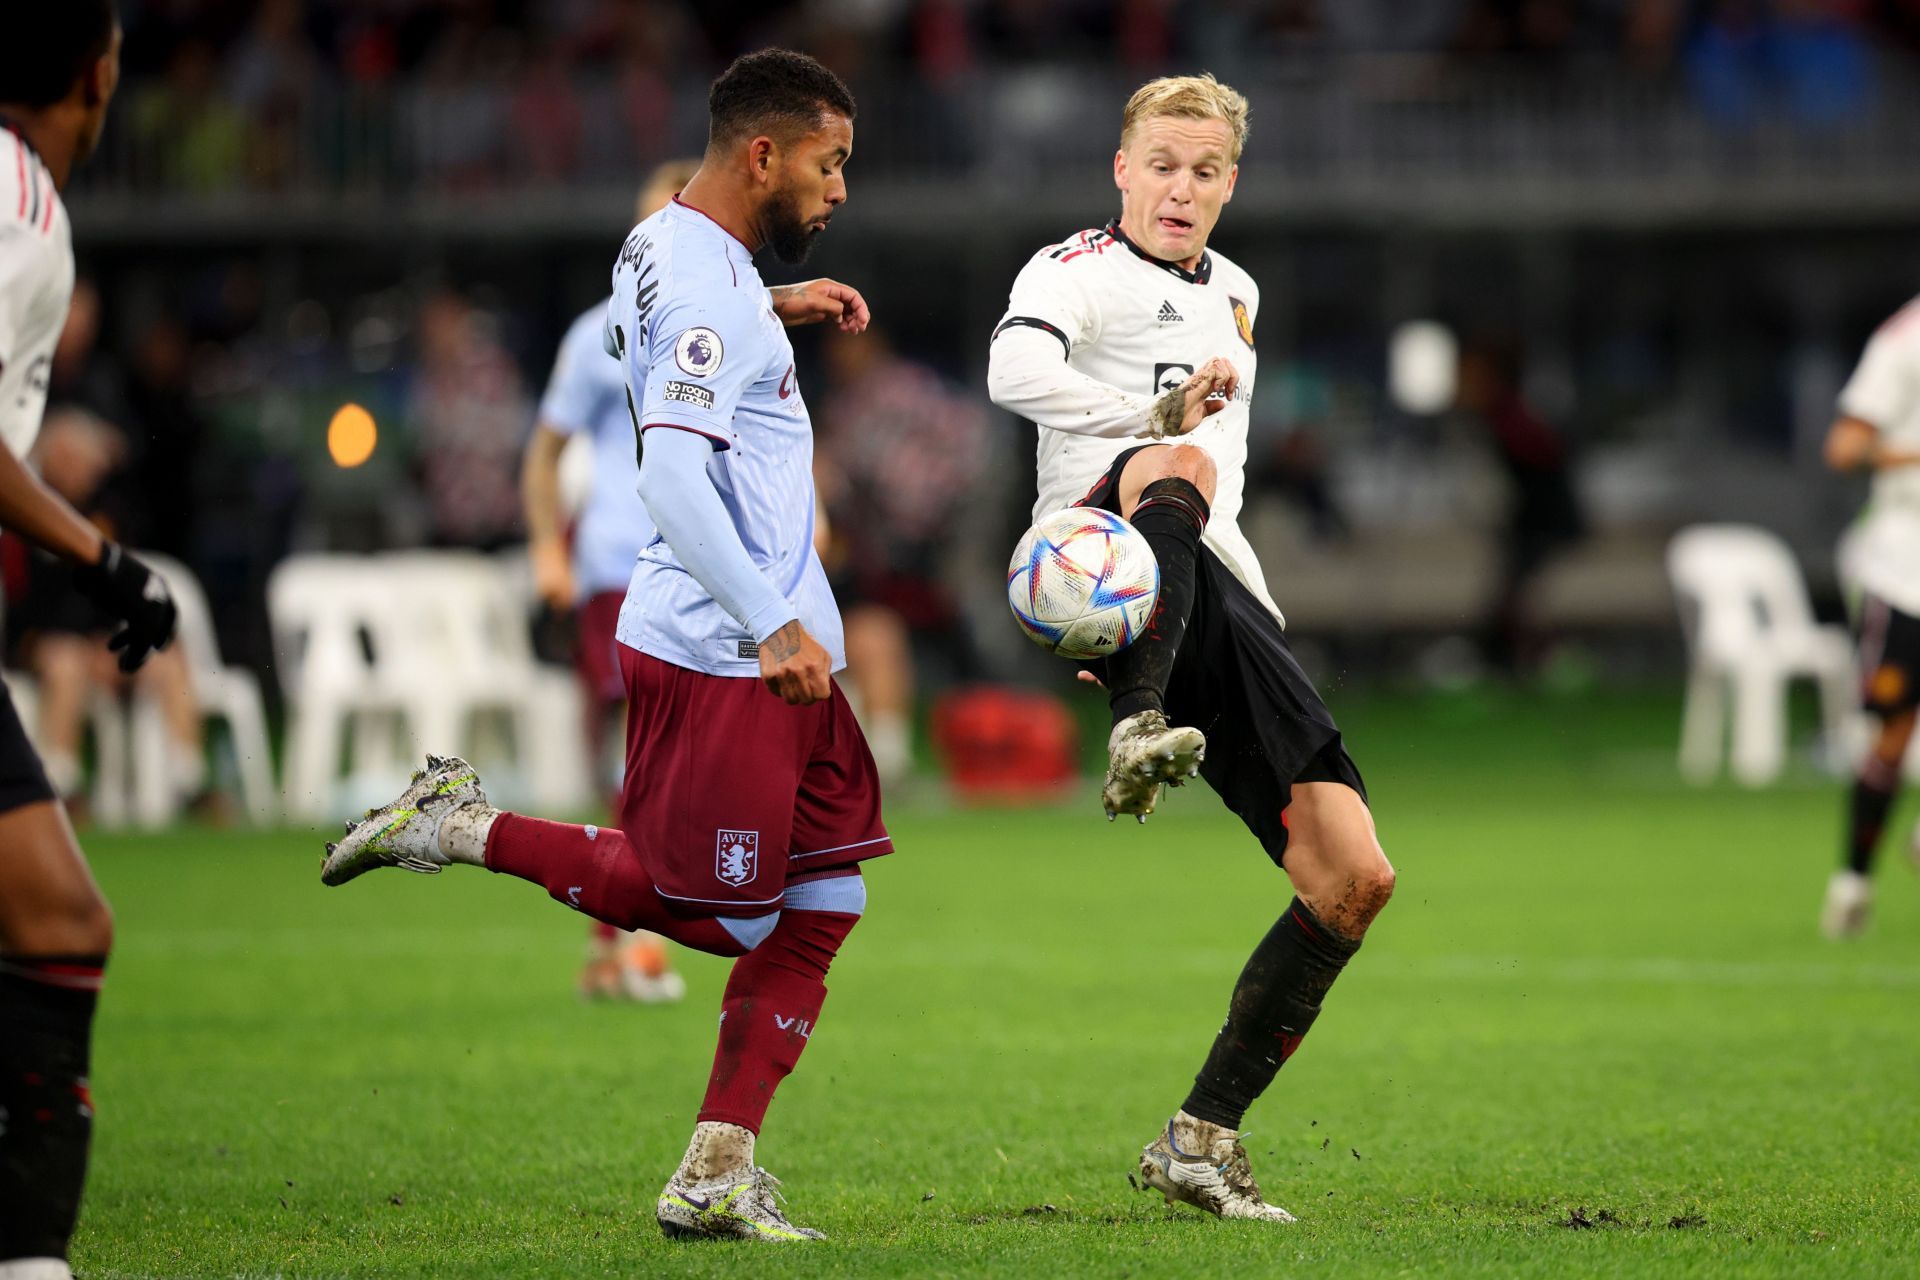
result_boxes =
[769,285,801,306]
[764,619,804,661]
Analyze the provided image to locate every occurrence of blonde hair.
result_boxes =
[636,158,703,221]
[1120,74,1249,163]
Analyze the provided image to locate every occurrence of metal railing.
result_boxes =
[69,56,1920,235]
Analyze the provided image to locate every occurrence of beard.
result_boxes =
[764,182,824,265]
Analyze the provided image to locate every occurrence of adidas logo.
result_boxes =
[1157,300,1184,323]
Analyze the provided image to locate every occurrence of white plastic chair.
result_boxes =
[376,550,591,813]
[129,554,277,826]
[268,551,591,819]
[1668,524,1855,786]
[269,554,415,820]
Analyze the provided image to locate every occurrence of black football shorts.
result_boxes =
[1857,593,1920,717]
[0,680,55,815]
[1076,445,1366,866]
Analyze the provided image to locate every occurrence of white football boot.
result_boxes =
[1820,869,1873,940]
[1102,709,1205,822]
[656,1166,825,1242]
[320,755,485,887]
[1138,1114,1296,1223]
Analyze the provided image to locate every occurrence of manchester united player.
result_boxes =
[988,74,1394,1222]
[324,51,881,1243]
[1823,294,1920,938]
[1,6,180,1276]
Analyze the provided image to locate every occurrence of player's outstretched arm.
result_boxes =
[636,426,830,705]
[987,324,1159,438]
[989,326,1236,441]
[770,280,870,333]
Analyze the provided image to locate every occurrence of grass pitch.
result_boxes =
[74,690,1920,1277]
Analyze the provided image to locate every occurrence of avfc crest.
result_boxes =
[1229,296,1254,350]
[715,829,759,887]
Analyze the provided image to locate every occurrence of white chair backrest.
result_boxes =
[268,550,546,705]
[1667,524,1820,653]
[140,552,223,687]
[267,554,393,698]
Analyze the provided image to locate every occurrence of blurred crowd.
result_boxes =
[116,1,1920,78]
[94,0,1920,195]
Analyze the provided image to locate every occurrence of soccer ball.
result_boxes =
[1007,508,1159,660]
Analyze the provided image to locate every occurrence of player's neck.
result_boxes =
[0,108,77,191]
[673,176,761,254]
[1115,212,1207,275]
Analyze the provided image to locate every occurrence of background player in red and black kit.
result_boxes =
[323,51,879,1244]
[0,6,181,1275]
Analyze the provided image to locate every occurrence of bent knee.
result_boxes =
[1310,847,1394,938]
[1125,443,1218,510]
[1358,855,1396,917]
[1154,444,1217,498]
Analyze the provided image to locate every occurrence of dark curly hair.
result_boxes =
[707,49,856,151]
[0,0,117,109]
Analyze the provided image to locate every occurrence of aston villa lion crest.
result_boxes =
[715,829,759,886]
[1229,296,1254,349]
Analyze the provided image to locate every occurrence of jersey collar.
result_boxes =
[671,194,756,254]
[0,116,43,167]
[1104,219,1212,285]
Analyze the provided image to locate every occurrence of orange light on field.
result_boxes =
[328,403,377,468]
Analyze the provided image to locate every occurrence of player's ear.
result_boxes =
[84,49,116,109]
[1222,163,1238,205]
[748,135,778,184]
[85,24,123,110]
[1113,148,1128,196]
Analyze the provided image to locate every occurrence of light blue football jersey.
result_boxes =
[606,197,844,678]
[538,301,651,599]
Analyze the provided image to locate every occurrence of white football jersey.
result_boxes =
[1837,295,1920,616]
[0,126,73,459]
[987,221,1280,621]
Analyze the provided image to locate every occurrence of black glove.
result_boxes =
[73,542,178,673]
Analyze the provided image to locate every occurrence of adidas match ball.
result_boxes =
[1007,508,1160,660]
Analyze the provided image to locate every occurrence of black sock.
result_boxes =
[1107,478,1210,724]
[1846,763,1898,876]
[0,954,105,1262]
[1182,900,1359,1131]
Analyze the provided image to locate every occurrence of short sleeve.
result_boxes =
[1840,320,1918,431]
[0,226,32,375]
[537,309,615,436]
[627,289,762,452]
[0,226,52,454]
[992,250,1099,359]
